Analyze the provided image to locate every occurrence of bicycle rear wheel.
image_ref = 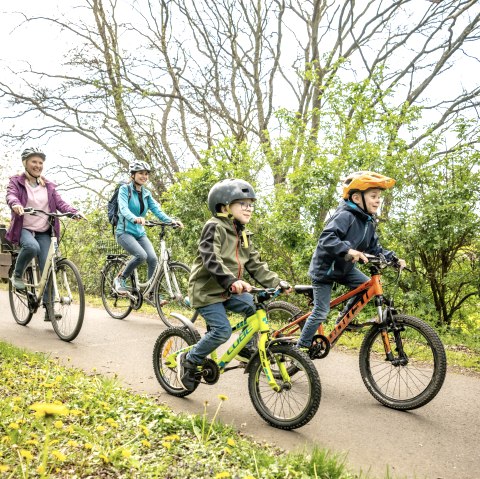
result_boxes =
[8,264,35,326]
[46,259,85,342]
[267,301,304,335]
[359,315,447,410]
[152,327,201,397]
[248,344,321,430]
[100,258,133,319]
[154,261,191,327]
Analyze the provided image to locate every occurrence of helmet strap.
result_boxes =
[361,192,368,213]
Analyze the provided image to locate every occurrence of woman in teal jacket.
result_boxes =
[113,161,183,294]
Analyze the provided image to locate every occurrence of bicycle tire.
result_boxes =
[47,259,85,342]
[267,301,304,335]
[248,344,321,430]
[359,314,447,410]
[8,264,35,326]
[152,327,201,397]
[154,261,192,327]
[100,258,133,319]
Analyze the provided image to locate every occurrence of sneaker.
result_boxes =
[176,352,198,391]
[44,308,62,322]
[236,347,254,363]
[10,275,26,291]
[113,276,129,295]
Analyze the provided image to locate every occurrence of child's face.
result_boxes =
[352,188,383,215]
[226,199,255,224]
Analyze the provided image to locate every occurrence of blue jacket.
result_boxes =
[309,200,394,282]
[116,182,172,239]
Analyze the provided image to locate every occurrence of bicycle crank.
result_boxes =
[201,358,220,385]
[310,334,330,359]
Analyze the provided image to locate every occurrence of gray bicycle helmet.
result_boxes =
[129,160,151,173]
[207,179,256,216]
[21,147,46,162]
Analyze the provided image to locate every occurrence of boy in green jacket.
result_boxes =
[177,179,290,391]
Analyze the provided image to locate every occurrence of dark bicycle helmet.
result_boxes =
[21,147,46,162]
[129,160,151,173]
[207,179,256,216]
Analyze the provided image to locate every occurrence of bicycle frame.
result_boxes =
[273,269,393,354]
[123,223,181,299]
[166,293,288,392]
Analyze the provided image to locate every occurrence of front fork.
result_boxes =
[376,297,407,364]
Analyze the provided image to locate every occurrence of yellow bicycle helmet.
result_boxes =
[342,171,396,199]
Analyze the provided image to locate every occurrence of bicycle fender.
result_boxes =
[169,312,199,337]
[243,337,297,374]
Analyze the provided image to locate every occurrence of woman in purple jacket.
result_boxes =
[6,147,83,320]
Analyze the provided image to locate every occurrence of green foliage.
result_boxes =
[0,341,362,478]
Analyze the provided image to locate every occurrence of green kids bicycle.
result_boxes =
[152,286,322,430]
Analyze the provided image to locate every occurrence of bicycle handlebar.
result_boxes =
[344,253,405,270]
[23,207,85,220]
[144,220,181,229]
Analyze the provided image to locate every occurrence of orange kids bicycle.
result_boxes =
[268,254,447,411]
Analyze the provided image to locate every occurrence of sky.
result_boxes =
[1,0,479,208]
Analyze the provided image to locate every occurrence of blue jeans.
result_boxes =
[298,267,369,348]
[14,229,51,304]
[186,293,256,365]
[116,233,157,279]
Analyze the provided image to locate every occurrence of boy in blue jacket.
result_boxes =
[297,171,406,349]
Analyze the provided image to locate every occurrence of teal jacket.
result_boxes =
[116,182,172,239]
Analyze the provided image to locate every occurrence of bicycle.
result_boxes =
[8,208,86,342]
[152,286,322,430]
[267,254,447,411]
[100,221,191,326]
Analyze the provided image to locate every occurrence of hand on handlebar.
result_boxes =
[346,249,369,264]
[134,217,146,225]
[71,212,87,221]
[229,280,253,294]
[279,280,293,294]
[12,205,25,216]
[171,219,184,229]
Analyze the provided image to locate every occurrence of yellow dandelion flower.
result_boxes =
[91,367,97,372]
[243,476,256,479]
[54,420,63,429]
[67,440,79,447]
[141,440,151,448]
[218,394,228,401]
[227,438,236,447]
[162,442,171,450]
[106,418,118,428]
[84,443,93,450]
[1,436,11,444]
[13,397,22,403]
[215,472,231,479]
[20,450,33,461]
[99,454,110,463]
[12,406,20,413]
[66,426,75,434]
[140,425,150,436]
[164,434,180,442]
[30,403,69,417]
[43,383,55,388]
[96,425,106,432]
[223,447,231,454]
[121,449,131,458]
[0,465,9,473]
[8,423,19,430]
[70,409,82,416]
[26,439,39,446]
[51,450,67,461]
[37,465,46,474]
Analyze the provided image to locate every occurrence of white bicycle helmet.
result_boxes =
[129,160,151,173]
[21,147,46,162]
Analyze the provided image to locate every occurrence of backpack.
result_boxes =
[107,181,131,229]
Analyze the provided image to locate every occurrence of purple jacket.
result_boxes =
[5,174,78,245]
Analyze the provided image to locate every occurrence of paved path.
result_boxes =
[1,290,479,479]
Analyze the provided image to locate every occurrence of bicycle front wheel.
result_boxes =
[152,327,201,397]
[359,314,447,410]
[100,258,133,319]
[248,344,321,430]
[46,259,85,342]
[8,264,35,326]
[154,262,191,327]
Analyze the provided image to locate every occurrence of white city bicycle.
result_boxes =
[8,208,86,342]
[100,221,191,326]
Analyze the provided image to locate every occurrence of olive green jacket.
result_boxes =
[188,216,280,308]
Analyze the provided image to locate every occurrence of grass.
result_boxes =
[0,340,368,479]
